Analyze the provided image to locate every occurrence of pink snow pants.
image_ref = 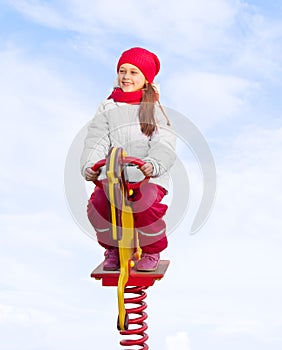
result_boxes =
[87,182,168,254]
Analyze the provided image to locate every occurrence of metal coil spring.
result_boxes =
[119,286,149,349]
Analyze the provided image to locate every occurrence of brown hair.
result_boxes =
[139,83,170,137]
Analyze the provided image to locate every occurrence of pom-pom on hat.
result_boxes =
[117,47,160,83]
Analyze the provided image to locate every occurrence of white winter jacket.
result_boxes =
[80,99,176,191]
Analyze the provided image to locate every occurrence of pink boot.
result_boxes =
[136,253,160,272]
[103,248,120,271]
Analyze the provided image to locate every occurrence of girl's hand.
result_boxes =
[140,162,153,177]
[85,167,100,181]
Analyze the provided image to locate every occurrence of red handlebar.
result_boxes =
[91,159,106,173]
[91,156,150,189]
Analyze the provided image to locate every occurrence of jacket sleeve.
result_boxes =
[80,102,111,177]
[143,106,176,177]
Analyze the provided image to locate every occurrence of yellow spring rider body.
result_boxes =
[91,147,169,348]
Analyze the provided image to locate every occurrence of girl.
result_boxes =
[81,47,176,271]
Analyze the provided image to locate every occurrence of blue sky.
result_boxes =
[1,1,282,349]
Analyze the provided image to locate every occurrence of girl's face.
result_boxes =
[118,63,146,92]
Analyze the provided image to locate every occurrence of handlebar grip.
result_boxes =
[91,159,106,188]
[123,157,150,189]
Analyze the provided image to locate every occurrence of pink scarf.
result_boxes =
[108,87,143,104]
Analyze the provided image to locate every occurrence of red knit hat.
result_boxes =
[117,47,160,83]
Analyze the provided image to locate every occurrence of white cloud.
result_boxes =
[166,331,191,350]
[0,207,118,349]
[0,288,119,349]
[0,47,94,201]
[6,0,282,76]
[0,303,55,326]
[158,123,282,345]
[232,10,282,82]
[7,0,72,30]
[214,125,282,238]
[6,1,281,99]
[163,71,258,130]
[6,0,240,56]
[8,0,237,35]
